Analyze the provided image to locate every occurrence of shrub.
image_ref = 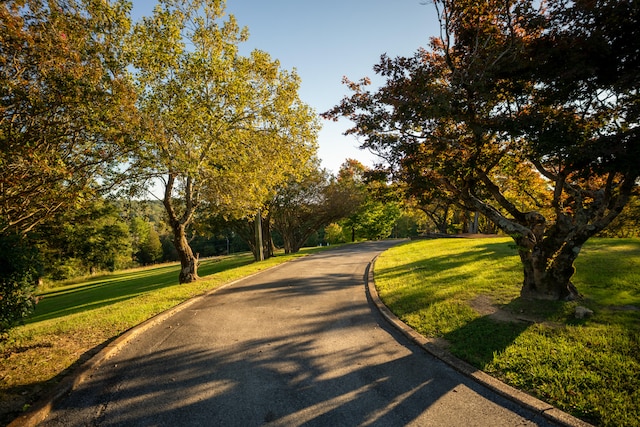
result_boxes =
[0,234,41,337]
[324,223,345,244]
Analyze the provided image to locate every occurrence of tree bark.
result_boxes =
[230,215,275,261]
[509,212,584,300]
[457,192,585,300]
[254,212,264,261]
[515,237,581,300]
[163,173,199,284]
[261,212,275,259]
[172,222,199,283]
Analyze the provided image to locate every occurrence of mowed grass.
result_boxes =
[0,248,326,424]
[374,237,640,427]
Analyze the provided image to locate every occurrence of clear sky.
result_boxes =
[130,1,440,174]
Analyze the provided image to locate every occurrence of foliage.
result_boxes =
[599,194,640,238]
[127,0,318,281]
[0,0,139,236]
[0,234,40,336]
[271,162,359,253]
[131,217,163,265]
[324,223,345,244]
[1,0,138,329]
[339,160,402,241]
[346,198,401,240]
[138,225,163,265]
[37,200,133,279]
[324,0,640,300]
[374,237,640,426]
[393,206,429,238]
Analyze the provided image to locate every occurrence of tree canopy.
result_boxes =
[324,0,639,300]
[337,159,401,242]
[0,0,138,236]
[128,0,319,282]
[1,0,139,330]
[270,161,361,254]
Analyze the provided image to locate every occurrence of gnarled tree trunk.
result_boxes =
[163,174,199,284]
[515,236,582,300]
[172,222,199,283]
[468,204,586,300]
[512,213,588,300]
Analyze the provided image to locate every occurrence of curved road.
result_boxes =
[40,241,558,426]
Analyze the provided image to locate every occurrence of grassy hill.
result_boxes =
[0,249,319,425]
[374,237,640,427]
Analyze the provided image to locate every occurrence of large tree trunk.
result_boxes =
[516,239,581,300]
[163,173,199,284]
[512,213,582,300]
[172,222,199,283]
[465,201,585,300]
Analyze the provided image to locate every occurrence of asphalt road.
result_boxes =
[39,241,559,426]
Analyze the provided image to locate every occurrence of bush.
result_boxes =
[46,257,88,281]
[0,234,41,337]
[324,223,345,244]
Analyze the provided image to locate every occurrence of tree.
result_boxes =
[0,0,137,327]
[38,199,132,278]
[0,233,40,336]
[68,205,131,273]
[599,193,640,238]
[138,226,163,265]
[345,198,400,240]
[231,212,276,261]
[324,223,345,244]
[131,217,163,265]
[338,160,401,241]
[128,0,318,282]
[271,162,361,253]
[324,0,639,300]
[0,0,138,236]
[393,204,429,238]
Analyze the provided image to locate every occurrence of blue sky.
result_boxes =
[130,1,440,174]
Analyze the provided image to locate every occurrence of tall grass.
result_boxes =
[374,237,640,427]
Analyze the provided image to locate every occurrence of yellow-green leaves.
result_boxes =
[1,0,138,235]
[127,0,318,236]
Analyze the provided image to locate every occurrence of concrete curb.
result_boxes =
[365,256,593,427]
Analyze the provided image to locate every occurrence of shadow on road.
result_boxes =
[41,241,555,426]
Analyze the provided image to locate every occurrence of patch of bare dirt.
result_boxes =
[469,295,558,326]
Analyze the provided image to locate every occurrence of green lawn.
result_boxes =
[2,239,638,426]
[0,248,324,425]
[374,237,640,427]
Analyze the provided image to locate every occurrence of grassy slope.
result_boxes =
[374,237,640,427]
[0,249,324,424]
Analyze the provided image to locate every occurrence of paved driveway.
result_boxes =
[40,241,558,426]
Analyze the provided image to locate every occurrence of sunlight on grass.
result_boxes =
[0,247,327,423]
[27,255,256,324]
[374,237,640,427]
